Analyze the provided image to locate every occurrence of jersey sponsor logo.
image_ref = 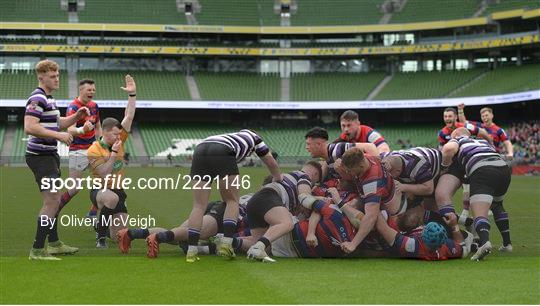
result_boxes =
[113,160,124,171]
[405,238,416,253]
[28,101,38,110]
[362,181,377,195]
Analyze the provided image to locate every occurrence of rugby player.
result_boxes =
[25,59,89,260]
[335,110,390,153]
[305,126,378,165]
[116,194,254,258]
[457,104,513,251]
[438,128,512,261]
[333,148,405,254]
[185,129,281,262]
[86,74,137,248]
[57,79,101,218]
[237,161,322,261]
[381,147,442,211]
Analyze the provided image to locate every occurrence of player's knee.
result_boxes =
[282,218,294,232]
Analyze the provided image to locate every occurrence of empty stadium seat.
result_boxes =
[195,72,281,101]
[375,69,485,100]
[291,72,386,101]
[77,71,191,100]
[78,0,187,24]
[0,70,69,99]
[450,63,540,97]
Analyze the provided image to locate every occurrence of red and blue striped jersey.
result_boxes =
[337,125,387,148]
[292,201,356,258]
[66,98,100,151]
[438,122,479,147]
[353,155,395,208]
[392,227,463,260]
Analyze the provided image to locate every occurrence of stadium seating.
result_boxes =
[0,0,68,22]
[291,72,386,101]
[196,0,280,26]
[484,0,540,14]
[389,0,479,23]
[78,0,187,24]
[195,72,281,101]
[292,0,384,26]
[0,37,68,45]
[450,63,540,97]
[0,70,69,99]
[77,71,191,100]
[138,123,440,158]
[375,69,485,100]
[10,125,137,162]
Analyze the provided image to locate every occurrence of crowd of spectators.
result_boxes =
[508,121,539,164]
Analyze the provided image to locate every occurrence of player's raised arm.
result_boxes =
[120,74,137,132]
[457,103,467,122]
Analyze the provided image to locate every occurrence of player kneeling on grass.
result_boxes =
[116,193,254,258]
[87,75,137,248]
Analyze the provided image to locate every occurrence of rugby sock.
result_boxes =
[223,219,237,238]
[88,203,98,214]
[58,191,74,212]
[47,217,59,243]
[128,228,150,240]
[96,207,114,238]
[462,199,470,211]
[33,216,51,249]
[474,216,491,246]
[439,204,455,216]
[187,228,201,246]
[491,202,511,246]
[232,237,243,251]
[156,231,175,243]
[258,236,271,249]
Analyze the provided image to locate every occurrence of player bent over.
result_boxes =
[437,127,511,261]
[185,129,281,262]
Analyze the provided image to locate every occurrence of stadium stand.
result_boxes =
[509,121,539,164]
[139,123,440,158]
[0,37,68,45]
[389,0,479,23]
[292,0,384,26]
[78,0,187,24]
[195,72,281,101]
[375,69,485,100]
[0,70,69,99]
[77,71,191,100]
[291,72,386,101]
[10,125,137,163]
[484,0,540,14]
[0,0,68,22]
[450,63,540,97]
[196,0,280,26]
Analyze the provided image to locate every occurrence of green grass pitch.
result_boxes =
[1,166,539,304]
